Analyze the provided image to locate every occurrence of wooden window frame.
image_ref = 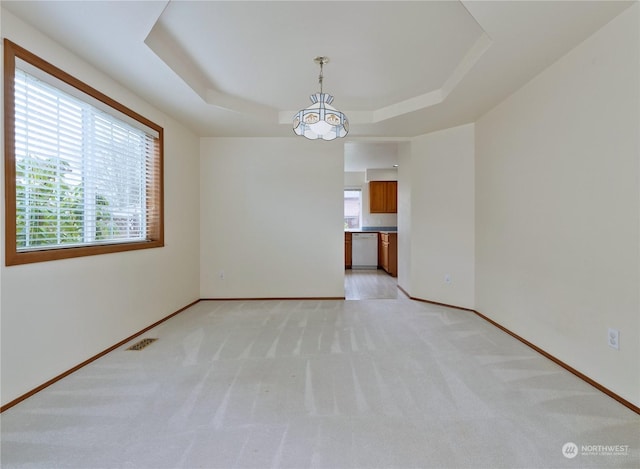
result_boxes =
[3,39,164,266]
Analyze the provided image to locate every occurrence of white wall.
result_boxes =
[0,10,201,406]
[365,168,397,181]
[397,142,412,292]
[475,4,639,405]
[398,125,475,309]
[344,172,364,188]
[200,138,344,298]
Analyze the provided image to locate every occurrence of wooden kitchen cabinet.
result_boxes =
[345,232,352,268]
[369,181,397,213]
[380,232,397,277]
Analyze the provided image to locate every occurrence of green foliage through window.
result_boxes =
[16,154,83,247]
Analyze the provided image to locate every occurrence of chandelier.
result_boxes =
[293,56,348,141]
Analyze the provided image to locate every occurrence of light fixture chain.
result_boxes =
[318,60,324,94]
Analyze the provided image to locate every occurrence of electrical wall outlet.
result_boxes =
[608,328,620,350]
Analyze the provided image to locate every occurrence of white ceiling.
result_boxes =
[2,0,634,141]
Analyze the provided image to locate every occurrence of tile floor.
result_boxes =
[344,269,401,300]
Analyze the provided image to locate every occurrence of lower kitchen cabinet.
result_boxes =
[380,232,397,277]
[345,232,352,268]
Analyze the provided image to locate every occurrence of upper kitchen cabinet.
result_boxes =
[369,181,397,213]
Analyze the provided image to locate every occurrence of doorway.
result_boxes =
[344,141,400,300]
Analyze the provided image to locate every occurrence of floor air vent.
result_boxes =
[126,338,158,351]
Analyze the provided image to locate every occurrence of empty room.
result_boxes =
[1,1,639,468]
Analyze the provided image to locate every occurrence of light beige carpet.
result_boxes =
[1,299,638,468]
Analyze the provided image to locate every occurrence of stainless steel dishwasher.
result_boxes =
[351,232,378,269]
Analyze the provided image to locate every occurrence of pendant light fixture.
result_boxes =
[293,56,348,141]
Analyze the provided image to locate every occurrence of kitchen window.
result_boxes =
[3,39,163,265]
[344,188,362,230]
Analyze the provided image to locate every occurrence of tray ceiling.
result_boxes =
[2,1,633,138]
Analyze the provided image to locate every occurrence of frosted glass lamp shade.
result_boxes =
[293,93,348,141]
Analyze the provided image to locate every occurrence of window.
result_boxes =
[344,189,362,230]
[4,39,163,265]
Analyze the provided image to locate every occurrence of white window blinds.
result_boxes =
[14,68,156,251]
